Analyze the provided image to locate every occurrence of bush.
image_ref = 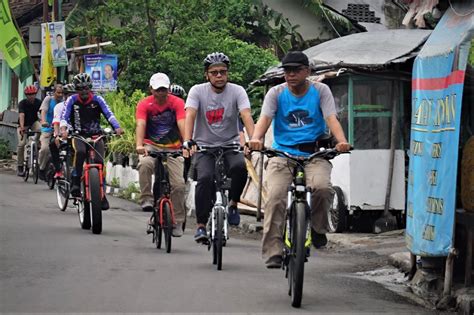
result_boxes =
[0,139,10,159]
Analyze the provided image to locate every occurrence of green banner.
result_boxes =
[0,0,34,82]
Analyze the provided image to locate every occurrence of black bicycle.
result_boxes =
[196,145,241,271]
[146,149,182,253]
[257,147,347,307]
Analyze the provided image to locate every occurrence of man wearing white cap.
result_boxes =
[136,72,187,237]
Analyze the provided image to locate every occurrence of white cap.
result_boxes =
[149,73,170,90]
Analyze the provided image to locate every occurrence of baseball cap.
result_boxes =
[281,51,309,68]
[149,73,170,90]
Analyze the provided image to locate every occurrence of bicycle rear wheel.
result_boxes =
[162,201,173,253]
[289,202,307,308]
[88,168,102,234]
[213,207,224,270]
[46,161,55,189]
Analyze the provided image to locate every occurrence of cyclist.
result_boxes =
[39,84,63,180]
[60,73,123,210]
[136,73,187,237]
[248,51,351,268]
[17,85,42,177]
[183,52,255,243]
[50,83,75,178]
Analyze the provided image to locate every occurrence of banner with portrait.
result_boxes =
[84,54,118,92]
[42,22,68,67]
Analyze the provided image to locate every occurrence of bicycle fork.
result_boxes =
[284,188,313,253]
[210,191,227,241]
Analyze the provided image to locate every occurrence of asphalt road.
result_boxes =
[0,170,435,313]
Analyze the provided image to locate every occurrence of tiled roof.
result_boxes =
[9,0,77,36]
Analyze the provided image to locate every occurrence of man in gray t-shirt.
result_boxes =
[184,52,254,243]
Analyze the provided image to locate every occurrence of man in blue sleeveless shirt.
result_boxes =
[249,51,351,268]
[39,84,63,180]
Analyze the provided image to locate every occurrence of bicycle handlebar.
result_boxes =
[147,149,182,159]
[254,147,350,163]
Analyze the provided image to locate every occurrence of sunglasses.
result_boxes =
[283,66,307,74]
[76,86,90,91]
[208,69,228,76]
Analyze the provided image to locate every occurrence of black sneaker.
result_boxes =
[17,166,25,177]
[101,196,110,210]
[265,255,283,269]
[311,229,328,249]
[228,205,240,226]
[70,176,81,197]
[39,169,46,181]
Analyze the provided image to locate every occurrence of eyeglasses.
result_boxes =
[283,66,307,74]
[208,69,228,76]
[75,86,90,91]
[153,87,168,93]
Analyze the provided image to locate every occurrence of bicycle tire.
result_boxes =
[162,201,172,253]
[88,168,102,234]
[79,180,91,230]
[57,161,70,211]
[214,207,224,270]
[154,209,162,248]
[290,202,307,308]
[32,146,39,184]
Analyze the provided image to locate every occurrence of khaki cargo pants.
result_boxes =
[262,156,334,259]
[137,145,186,224]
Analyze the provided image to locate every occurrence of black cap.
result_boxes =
[281,51,309,68]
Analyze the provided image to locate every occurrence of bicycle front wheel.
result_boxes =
[213,207,224,270]
[56,161,70,211]
[88,168,102,234]
[154,209,162,249]
[289,202,307,308]
[32,147,39,184]
[162,201,173,253]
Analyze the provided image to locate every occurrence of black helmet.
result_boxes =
[73,73,92,90]
[203,52,230,70]
[169,84,187,99]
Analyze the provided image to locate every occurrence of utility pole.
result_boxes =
[42,0,48,22]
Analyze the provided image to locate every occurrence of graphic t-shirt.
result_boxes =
[261,81,337,157]
[40,96,60,133]
[136,94,185,149]
[185,82,250,147]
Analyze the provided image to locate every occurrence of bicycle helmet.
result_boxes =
[24,85,38,95]
[72,73,92,90]
[203,52,230,70]
[169,84,187,99]
[63,83,75,94]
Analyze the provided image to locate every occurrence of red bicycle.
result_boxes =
[72,130,114,234]
[146,149,181,253]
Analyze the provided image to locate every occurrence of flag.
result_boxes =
[0,0,34,82]
[40,23,55,87]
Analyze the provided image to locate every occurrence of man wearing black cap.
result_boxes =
[249,51,351,268]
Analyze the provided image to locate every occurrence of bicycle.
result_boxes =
[22,129,41,184]
[55,139,72,211]
[146,149,181,253]
[196,144,241,271]
[72,130,114,234]
[256,147,347,308]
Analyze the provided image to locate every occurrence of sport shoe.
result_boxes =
[311,229,328,249]
[39,169,46,181]
[17,166,25,177]
[141,201,154,212]
[265,255,283,269]
[172,224,184,237]
[70,176,81,197]
[101,196,110,210]
[194,227,208,243]
[227,205,240,226]
[54,170,63,179]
